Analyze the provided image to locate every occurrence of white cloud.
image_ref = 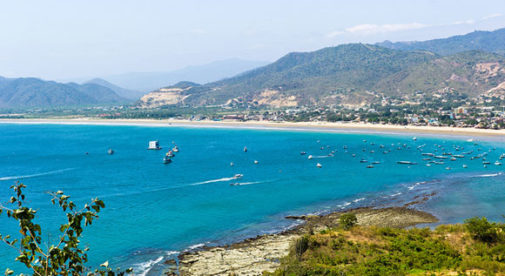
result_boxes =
[452,19,476,25]
[326,23,428,37]
[481,13,502,20]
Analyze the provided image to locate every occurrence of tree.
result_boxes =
[0,182,132,275]
[339,213,358,230]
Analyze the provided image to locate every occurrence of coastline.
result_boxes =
[176,206,438,276]
[2,117,505,138]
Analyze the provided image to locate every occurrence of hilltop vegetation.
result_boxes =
[377,28,505,56]
[269,216,505,275]
[0,77,129,109]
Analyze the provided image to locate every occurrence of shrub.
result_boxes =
[339,213,358,230]
[464,217,501,243]
[294,235,309,258]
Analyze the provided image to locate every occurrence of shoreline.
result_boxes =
[175,206,438,276]
[2,117,505,138]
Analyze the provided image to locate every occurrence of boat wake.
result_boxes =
[190,176,237,186]
[0,168,75,181]
[229,181,264,186]
[474,172,504,178]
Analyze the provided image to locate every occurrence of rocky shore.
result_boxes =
[176,207,438,276]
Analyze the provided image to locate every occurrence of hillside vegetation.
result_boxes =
[377,28,505,56]
[269,216,505,276]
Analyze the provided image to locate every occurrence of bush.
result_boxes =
[464,217,502,243]
[339,213,358,230]
[294,235,309,258]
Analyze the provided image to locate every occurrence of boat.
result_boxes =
[316,163,322,168]
[412,137,417,141]
[434,156,448,159]
[495,161,502,166]
[243,146,248,152]
[482,161,491,165]
[463,164,468,168]
[172,145,179,152]
[397,161,417,165]
[352,154,356,157]
[308,155,313,160]
[445,167,451,170]
[360,159,368,163]
[148,140,161,150]
[366,165,374,168]
[421,153,434,157]
[372,161,381,164]
[452,155,465,158]
[230,183,239,186]
[233,174,243,179]
[107,148,114,155]
[166,150,174,157]
[162,156,172,164]
[254,160,259,164]
[422,158,431,161]
[300,151,307,155]
[230,162,234,167]
[450,157,457,161]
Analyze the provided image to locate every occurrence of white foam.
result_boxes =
[190,177,236,185]
[476,172,503,178]
[352,197,365,203]
[0,168,74,181]
[187,242,207,250]
[231,181,263,186]
[134,251,179,276]
[390,192,402,197]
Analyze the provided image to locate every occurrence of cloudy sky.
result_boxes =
[1,0,504,80]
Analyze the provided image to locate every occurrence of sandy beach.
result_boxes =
[2,118,505,138]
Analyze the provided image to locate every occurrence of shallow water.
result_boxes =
[0,123,504,274]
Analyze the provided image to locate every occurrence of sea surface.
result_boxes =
[1,123,505,274]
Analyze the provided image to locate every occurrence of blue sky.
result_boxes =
[0,0,504,80]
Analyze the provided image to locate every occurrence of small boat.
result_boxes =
[360,159,368,163]
[300,151,307,155]
[413,137,417,141]
[434,156,448,159]
[372,161,381,164]
[422,158,431,161]
[366,165,374,168]
[233,174,243,179]
[316,163,322,168]
[484,165,488,168]
[352,154,356,157]
[254,160,259,164]
[397,161,417,165]
[433,161,445,165]
[162,156,172,164]
[230,183,239,186]
[148,141,162,150]
[243,146,248,152]
[230,162,234,167]
[172,146,179,152]
[450,157,457,161]
[422,153,434,157]
[343,145,348,149]
[166,150,175,157]
[308,155,313,160]
[445,167,451,170]
[107,148,114,155]
[483,161,491,165]
[462,164,468,168]
[453,155,465,158]
[426,164,431,167]
[495,161,502,166]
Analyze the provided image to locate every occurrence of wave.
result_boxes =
[230,181,264,186]
[134,251,179,276]
[0,168,74,181]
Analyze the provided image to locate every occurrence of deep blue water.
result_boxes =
[0,123,504,274]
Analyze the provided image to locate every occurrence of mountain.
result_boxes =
[102,58,269,92]
[139,44,437,107]
[0,77,129,109]
[377,28,505,56]
[140,44,505,108]
[85,78,144,100]
[375,50,505,97]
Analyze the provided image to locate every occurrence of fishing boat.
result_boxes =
[148,141,161,150]
[162,156,172,164]
[397,161,417,165]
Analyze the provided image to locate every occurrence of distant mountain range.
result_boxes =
[85,78,144,100]
[101,58,269,92]
[0,77,129,109]
[140,28,505,108]
[377,28,505,56]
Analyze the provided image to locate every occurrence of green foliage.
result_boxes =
[270,218,505,276]
[0,182,132,275]
[294,236,309,259]
[339,213,357,230]
[464,217,504,243]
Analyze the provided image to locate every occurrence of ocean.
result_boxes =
[0,123,504,275]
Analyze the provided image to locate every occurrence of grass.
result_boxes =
[267,217,505,276]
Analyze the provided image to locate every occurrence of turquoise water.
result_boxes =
[0,123,504,274]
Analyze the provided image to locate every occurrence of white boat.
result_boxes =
[366,165,374,168]
[172,145,179,152]
[462,164,468,168]
[243,146,248,152]
[254,160,259,164]
[397,161,417,165]
[148,141,161,150]
[308,155,313,160]
[495,161,502,166]
[300,151,307,155]
[107,148,114,155]
[233,174,243,179]
[316,163,322,168]
[230,162,234,167]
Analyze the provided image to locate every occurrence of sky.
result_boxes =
[0,0,504,81]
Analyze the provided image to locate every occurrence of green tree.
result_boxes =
[0,182,132,275]
[339,213,358,230]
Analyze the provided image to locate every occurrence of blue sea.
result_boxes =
[1,123,505,274]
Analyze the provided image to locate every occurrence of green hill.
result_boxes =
[377,28,505,56]
[0,77,129,109]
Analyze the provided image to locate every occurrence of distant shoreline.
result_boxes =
[2,118,505,138]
